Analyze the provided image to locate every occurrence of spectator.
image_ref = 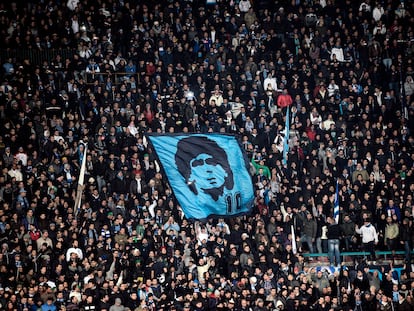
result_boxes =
[400,218,412,264]
[109,297,125,311]
[356,217,379,264]
[326,216,341,267]
[340,214,356,251]
[299,212,317,253]
[384,216,399,255]
[404,75,414,97]
[41,297,57,311]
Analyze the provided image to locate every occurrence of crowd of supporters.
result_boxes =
[0,0,414,310]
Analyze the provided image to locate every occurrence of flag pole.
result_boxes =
[74,142,87,219]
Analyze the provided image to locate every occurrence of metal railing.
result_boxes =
[0,48,76,65]
[84,72,140,85]
[0,48,141,86]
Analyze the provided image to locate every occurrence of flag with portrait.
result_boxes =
[146,134,254,219]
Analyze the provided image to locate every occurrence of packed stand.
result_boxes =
[0,0,414,310]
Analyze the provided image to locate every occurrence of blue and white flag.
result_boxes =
[316,265,342,276]
[146,134,254,219]
[282,106,290,165]
[334,180,340,224]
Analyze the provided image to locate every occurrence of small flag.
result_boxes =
[282,106,290,165]
[291,224,297,254]
[146,134,254,219]
[334,180,340,224]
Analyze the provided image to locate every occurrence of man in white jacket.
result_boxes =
[355,218,378,263]
[264,72,277,93]
[372,3,384,22]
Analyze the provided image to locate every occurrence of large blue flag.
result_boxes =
[146,134,254,219]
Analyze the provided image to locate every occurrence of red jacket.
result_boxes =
[277,93,293,108]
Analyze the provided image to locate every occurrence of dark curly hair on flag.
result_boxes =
[175,136,234,201]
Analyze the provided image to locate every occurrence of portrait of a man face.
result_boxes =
[175,136,234,201]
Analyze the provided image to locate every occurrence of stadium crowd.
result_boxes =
[0,0,414,310]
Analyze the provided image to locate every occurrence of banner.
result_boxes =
[146,134,254,219]
[334,180,339,224]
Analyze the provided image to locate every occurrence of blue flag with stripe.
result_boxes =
[334,180,340,224]
[282,106,290,165]
[146,134,254,219]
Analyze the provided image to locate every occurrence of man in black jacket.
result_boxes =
[400,218,412,264]
[327,216,341,267]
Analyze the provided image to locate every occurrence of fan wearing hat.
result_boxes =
[226,298,236,309]
[16,188,30,210]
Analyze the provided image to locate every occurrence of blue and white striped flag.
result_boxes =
[334,180,340,224]
[146,134,254,220]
